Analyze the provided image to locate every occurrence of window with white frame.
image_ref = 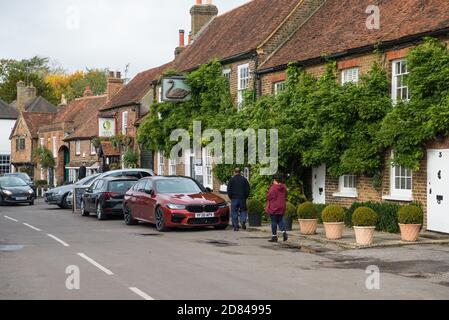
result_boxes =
[16,137,25,151]
[273,81,286,96]
[341,67,359,84]
[90,141,96,155]
[169,158,176,176]
[75,140,81,156]
[339,175,357,195]
[223,69,231,84]
[52,136,57,158]
[158,152,165,175]
[237,64,250,110]
[0,155,11,174]
[392,59,410,102]
[204,149,213,189]
[391,164,412,198]
[122,111,128,135]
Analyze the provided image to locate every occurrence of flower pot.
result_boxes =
[323,222,344,240]
[283,216,293,231]
[353,226,375,246]
[399,224,421,242]
[298,219,318,235]
[248,213,262,227]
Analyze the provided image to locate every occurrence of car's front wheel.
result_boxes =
[0,195,4,206]
[96,203,107,221]
[80,200,89,216]
[124,204,138,226]
[61,195,69,209]
[155,207,167,232]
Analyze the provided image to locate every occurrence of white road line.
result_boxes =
[77,253,114,276]
[129,287,154,300]
[23,223,41,232]
[4,216,19,222]
[46,234,70,247]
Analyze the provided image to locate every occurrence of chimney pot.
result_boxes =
[179,29,185,47]
[109,71,115,78]
[190,0,218,37]
[196,0,202,5]
[116,71,121,79]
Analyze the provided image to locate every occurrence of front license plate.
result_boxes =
[195,212,214,218]
[16,197,27,201]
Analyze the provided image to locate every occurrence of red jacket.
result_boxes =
[265,183,287,215]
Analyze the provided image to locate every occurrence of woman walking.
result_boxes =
[266,174,288,243]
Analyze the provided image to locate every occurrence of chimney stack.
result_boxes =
[175,29,186,57]
[106,71,124,101]
[190,0,218,38]
[16,81,37,112]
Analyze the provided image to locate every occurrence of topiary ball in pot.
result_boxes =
[297,202,318,235]
[398,205,423,242]
[352,207,378,246]
[246,199,264,227]
[283,202,297,231]
[322,205,346,240]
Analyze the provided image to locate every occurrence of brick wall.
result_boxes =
[69,139,98,164]
[10,117,33,165]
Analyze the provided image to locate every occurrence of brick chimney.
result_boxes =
[175,29,186,58]
[83,86,93,97]
[107,71,124,101]
[16,81,37,112]
[190,0,218,38]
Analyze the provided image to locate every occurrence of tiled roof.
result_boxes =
[10,97,58,113]
[101,62,172,111]
[173,0,300,72]
[261,0,449,70]
[63,112,98,141]
[22,113,57,138]
[0,99,19,119]
[54,95,107,128]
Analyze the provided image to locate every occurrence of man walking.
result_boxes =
[266,174,288,243]
[227,168,250,231]
[78,162,87,181]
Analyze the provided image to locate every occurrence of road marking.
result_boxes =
[47,234,70,247]
[4,216,19,222]
[23,223,41,232]
[129,287,154,300]
[77,253,114,276]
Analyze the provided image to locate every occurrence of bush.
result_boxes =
[346,202,404,233]
[247,199,264,216]
[35,180,48,188]
[352,207,379,227]
[322,205,345,223]
[297,201,318,219]
[314,204,327,224]
[398,205,423,225]
[285,202,297,218]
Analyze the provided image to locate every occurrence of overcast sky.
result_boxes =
[0,0,248,79]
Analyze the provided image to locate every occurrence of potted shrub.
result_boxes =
[247,199,264,227]
[352,207,379,246]
[322,205,346,240]
[398,205,423,242]
[283,202,297,231]
[297,202,318,235]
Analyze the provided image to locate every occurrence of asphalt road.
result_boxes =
[1,200,449,300]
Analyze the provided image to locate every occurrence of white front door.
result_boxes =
[312,165,326,204]
[427,150,449,233]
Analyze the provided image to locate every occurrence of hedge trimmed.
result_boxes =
[345,202,406,233]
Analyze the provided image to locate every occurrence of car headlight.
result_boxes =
[166,203,186,210]
[2,190,12,196]
[28,190,34,194]
[218,202,229,209]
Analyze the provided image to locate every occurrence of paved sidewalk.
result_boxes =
[248,223,449,249]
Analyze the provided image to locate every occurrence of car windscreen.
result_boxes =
[108,180,138,193]
[0,177,29,187]
[155,179,204,194]
[7,173,31,182]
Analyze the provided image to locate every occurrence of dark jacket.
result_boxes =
[265,183,287,215]
[227,174,250,200]
[78,166,87,180]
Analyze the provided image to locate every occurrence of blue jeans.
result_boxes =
[231,199,247,228]
[270,215,286,236]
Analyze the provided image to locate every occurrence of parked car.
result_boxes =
[80,177,139,220]
[123,176,230,231]
[2,173,36,193]
[44,174,100,209]
[0,176,35,206]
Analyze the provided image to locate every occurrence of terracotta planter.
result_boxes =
[298,219,318,235]
[353,226,375,246]
[323,222,344,240]
[399,224,421,242]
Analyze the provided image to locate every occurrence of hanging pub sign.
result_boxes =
[161,76,192,102]
[99,118,115,137]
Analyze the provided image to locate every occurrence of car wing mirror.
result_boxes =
[145,189,154,196]
[205,187,212,193]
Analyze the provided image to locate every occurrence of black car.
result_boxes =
[80,177,138,220]
[3,173,36,193]
[0,176,35,206]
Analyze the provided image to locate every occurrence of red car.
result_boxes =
[123,176,230,231]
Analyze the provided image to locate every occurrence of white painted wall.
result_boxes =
[0,119,16,155]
